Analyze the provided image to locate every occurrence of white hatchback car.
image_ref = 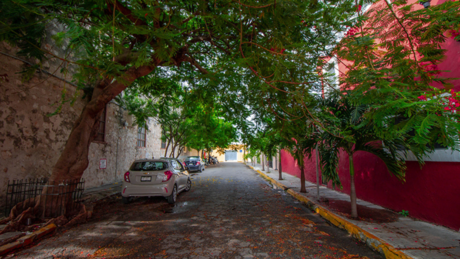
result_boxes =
[121,158,191,204]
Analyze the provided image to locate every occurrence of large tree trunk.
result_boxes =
[176,146,183,158]
[50,65,157,183]
[298,151,307,193]
[267,154,270,173]
[6,65,159,222]
[164,138,171,157]
[278,148,283,180]
[261,154,265,171]
[170,141,178,158]
[300,166,306,193]
[349,153,358,218]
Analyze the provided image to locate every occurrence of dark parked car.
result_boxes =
[210,157,218,164]
[184,156,205,172]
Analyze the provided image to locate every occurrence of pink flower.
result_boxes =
[357,5,362,11]
[280,48,286,54]
[418,95,427,101]
[445,107,451,111]
[449,30,460,39]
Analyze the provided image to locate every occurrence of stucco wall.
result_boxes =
[211,147,246,162]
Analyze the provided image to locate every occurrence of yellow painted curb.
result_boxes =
[246,164,411,259]
[0,223,56,255]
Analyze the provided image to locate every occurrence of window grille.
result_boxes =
[137,126,146,147]
[161,132,166,149]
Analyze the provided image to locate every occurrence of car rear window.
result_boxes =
[130,161,169,171]
[186,156,200,160]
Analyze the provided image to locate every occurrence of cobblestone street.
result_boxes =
[10,163,383,259]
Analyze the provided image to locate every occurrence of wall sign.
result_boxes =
[99,158,107,169]
[239,150,243,153]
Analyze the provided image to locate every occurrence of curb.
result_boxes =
[0,223,56,256]
[247,165,411,259]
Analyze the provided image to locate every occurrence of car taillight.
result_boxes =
[196,161,200,165]
[124,171,130,182]
[183,162,186,166]
[162,171,173,182]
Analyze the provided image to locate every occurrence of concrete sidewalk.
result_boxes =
[82,182,122,202]
[247,162,460,259]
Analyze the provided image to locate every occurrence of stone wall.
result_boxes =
[82,103,167,186]
[0,42,187,207]
[0,42,84,205]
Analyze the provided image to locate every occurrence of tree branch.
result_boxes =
[184,55,210,74]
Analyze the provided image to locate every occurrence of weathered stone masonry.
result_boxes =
[0,42,182,208]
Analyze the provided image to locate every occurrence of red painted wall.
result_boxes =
[281,148,460,230]
[292,0,460,230]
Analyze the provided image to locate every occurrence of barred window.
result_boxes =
[94,106,106,142]
[137,126,146,147]
[161,132,166,149]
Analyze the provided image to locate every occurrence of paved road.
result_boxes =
[12,162,383,258]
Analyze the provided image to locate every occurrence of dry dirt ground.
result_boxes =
[6,162,383,259]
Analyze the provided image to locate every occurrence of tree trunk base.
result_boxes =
[0,207,36,234]
[1,199,87,235]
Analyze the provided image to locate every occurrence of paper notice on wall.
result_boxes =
[99,158,107,169]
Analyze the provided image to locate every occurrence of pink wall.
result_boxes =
[281,149,460,230]
[305,0,460,230]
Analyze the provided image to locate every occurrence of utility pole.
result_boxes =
[261,154,265,171]
[267,154,270,173]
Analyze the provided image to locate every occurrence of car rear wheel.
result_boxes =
[167,185,177,204]
[122,197,131,204]
[185,179,192,192]
[200,166,204,172]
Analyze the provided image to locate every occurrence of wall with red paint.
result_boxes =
[281,149,460,230]
[287,0,460,230]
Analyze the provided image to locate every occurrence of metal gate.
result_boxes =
[225,151,238,161]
